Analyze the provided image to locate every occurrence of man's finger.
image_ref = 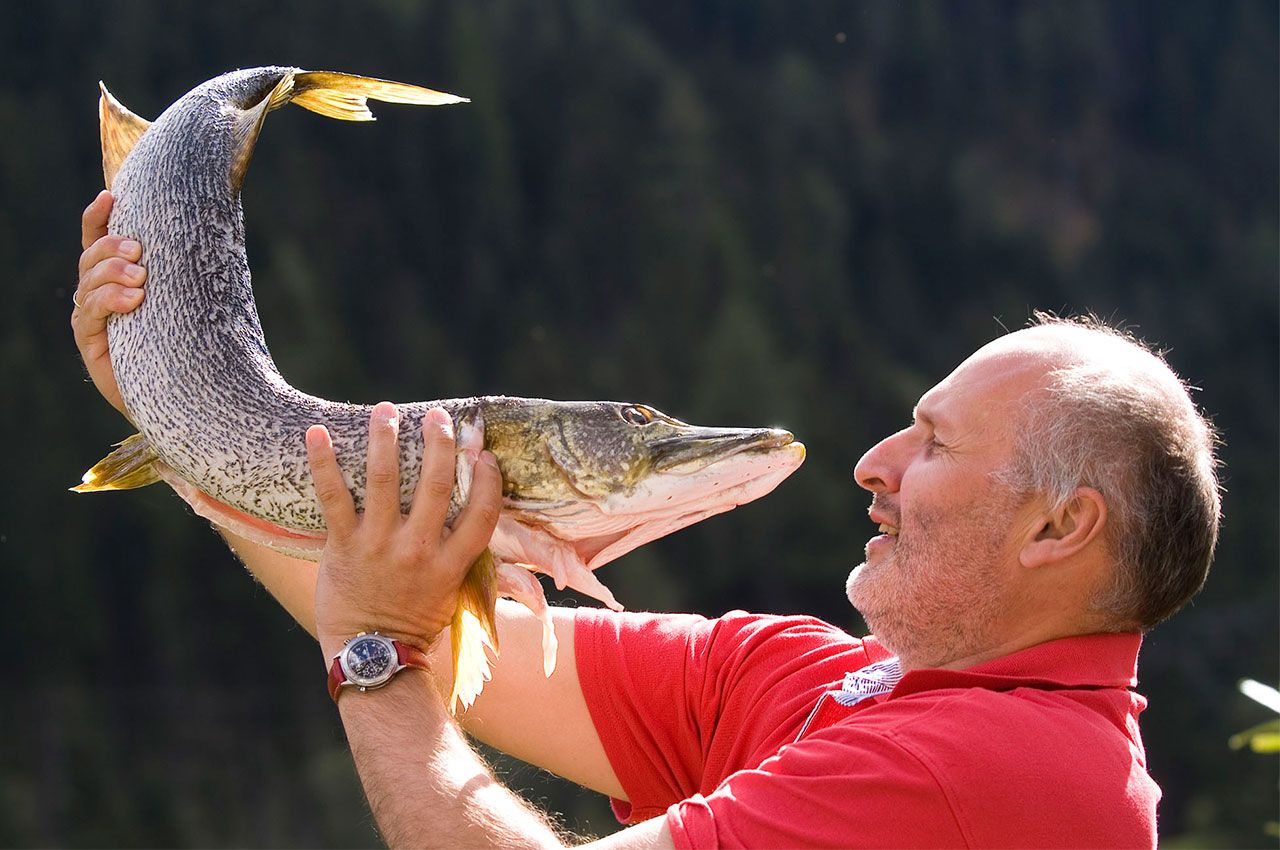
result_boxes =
[363,402,403,530]
[441,451,503,569]
[306,425,357,538]
[77,256,147,301]
[79,234,142,278]
[408,408,459,549]
[72,283,143,342]
[81,191,113,250]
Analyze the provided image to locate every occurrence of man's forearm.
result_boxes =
[217,529,626,796]
[328,652,674,850]
[330,653,565,850]
[215,526,632,827]
[220,530,320,637]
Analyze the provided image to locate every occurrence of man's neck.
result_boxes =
[895,621,1103,673]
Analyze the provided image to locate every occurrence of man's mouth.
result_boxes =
[877,523,899,537]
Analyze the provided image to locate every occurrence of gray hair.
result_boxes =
[995,313,1222,631]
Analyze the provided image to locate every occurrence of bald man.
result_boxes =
[76,193,1220,849]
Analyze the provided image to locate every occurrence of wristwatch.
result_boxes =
[327,632,431,703]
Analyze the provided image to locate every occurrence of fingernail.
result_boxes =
[126,263,145,281]
[427,407,453,430]
[480,451,498,468]
[120,239,140,256]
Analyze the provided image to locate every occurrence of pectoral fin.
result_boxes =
[448,547,500,713]
[98,82,152,190]
[72,432,161,492]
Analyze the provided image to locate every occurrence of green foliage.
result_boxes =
[1231,679,1280,755]
[1230,719,1280,754]
[1,0,1275,846]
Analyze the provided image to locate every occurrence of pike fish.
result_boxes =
[76,67,806,710]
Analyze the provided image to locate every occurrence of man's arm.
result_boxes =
[308,405,673,848]
[332,658,673,849]
[220,531,320,635]
[226,524,624,798]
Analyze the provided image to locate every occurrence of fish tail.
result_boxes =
[448,548,500,714]
[230,70,467,192]
[71,433,162,492]
[288,71,468,122]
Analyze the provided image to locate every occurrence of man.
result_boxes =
[75,191,1220,848]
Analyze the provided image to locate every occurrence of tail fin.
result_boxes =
[290,71,468,121]
[449,548,500,713]
[230,69,467,192]
[72,433,162,492]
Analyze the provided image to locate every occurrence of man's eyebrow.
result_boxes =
[912,404,948,432]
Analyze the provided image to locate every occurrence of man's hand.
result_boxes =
[308,402,504,653]
[73,190,147,417]
[311,403,671,850]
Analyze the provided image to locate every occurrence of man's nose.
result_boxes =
[854,430,908,494]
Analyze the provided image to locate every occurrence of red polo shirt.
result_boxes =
[575,609,1157,849]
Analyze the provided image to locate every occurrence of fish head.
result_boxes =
[479,399,806,568]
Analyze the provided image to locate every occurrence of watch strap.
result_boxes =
[327,655,346,703]
[395,639,432,672]
[327,637,432,703]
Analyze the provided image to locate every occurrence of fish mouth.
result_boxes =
[521,439,806,569]
[649,426,796,474]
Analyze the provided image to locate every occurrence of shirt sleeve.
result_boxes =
[574,608,878,824]
[666,724,967,850]
[574,608,718,823]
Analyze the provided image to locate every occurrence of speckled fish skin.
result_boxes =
[105,65,463,532]
[103,66,803,545]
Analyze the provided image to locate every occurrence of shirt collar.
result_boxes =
[885,632,1143,698]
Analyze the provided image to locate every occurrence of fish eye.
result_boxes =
[620,405,653,426]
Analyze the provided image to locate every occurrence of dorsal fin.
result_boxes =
[98,82,152,190]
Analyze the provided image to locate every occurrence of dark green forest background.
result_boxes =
[1,1,1275,846]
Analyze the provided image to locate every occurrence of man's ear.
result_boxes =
[1019,486,1107,569]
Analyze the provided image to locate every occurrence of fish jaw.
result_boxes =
[489,517,624,610]
[517,441,806,569]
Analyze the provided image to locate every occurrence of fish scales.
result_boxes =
[108,68,463,529]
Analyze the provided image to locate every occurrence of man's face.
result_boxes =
[846,340,1049,667]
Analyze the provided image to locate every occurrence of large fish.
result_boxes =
[75,67,805,709]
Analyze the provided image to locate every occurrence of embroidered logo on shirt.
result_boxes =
[832,657,904,706]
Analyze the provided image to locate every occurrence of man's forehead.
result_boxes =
[915,332,1065,423]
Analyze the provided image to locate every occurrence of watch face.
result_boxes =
[341,635,397,687]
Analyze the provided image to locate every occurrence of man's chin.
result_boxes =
[845,561,871,609]
[846,558,898,630]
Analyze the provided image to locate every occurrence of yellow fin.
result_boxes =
[291,71,468,122]
[228,70,466,192]
[72,433,161,492]
[98,82,152,190]
[448,548,500,713]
